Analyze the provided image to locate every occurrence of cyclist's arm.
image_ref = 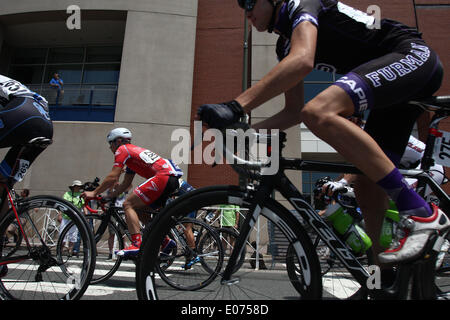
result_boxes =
[235,21,317,113]
[83,166,122,198]
[113,172,135,196]
[252,80,305,130]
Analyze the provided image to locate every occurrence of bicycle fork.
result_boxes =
[220,183,273,285]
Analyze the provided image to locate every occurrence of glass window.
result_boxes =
[47,47,84,63]
[304,69,335,82]
[303,84,332,102]
[9,65,44,84]
[45,65,83,84]
[11,48,47,64]
[83,64,120,84]
[8,45,122,122]
[86,46,122,63]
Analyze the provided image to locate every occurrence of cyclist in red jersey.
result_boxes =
[82,128,182,257]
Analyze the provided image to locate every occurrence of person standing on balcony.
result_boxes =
[49,73,64,103]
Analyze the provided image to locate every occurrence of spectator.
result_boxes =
[49,73,64,103]
[60,180,87,257]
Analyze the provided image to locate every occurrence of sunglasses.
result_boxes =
[238,0,257,12]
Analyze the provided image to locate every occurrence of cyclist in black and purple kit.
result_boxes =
[197,0,449,265]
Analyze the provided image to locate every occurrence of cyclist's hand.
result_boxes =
[82,191,96,200]
[322,181,347,197]
[197,100,244,129]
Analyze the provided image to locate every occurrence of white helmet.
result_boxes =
[107,128,132,143]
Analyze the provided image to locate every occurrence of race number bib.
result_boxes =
[139,150,160,164]
[433,130,450,167]
[14,159,30,182]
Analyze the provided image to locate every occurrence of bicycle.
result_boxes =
[0,138,96,300]
[136,95,450,300]
[83,188,224,289]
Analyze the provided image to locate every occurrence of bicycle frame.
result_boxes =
[221,155,372,286]
[0,185,33,266]
[85,197,131,242]
[221,125,449,297]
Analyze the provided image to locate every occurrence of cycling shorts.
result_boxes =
[0,97,53,181]
[134,174,179,207]
[333,40,443,164]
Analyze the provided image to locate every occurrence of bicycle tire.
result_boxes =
[214,227,246,274]
[84,214,124,284]
[0,195,96,300]
[136,185,322,300]
[154,217,224,291]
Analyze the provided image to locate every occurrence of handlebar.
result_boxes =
[211,123,287,179]
[84,195,113,213]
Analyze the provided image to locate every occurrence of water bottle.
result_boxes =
[379,201,400,248]
[323,203,372,255]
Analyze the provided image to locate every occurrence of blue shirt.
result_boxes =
[49,78,63,89]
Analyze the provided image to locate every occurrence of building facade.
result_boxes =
[0,0,448,201]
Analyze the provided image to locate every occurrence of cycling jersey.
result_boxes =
[0,75,47,107]
[275,0,421,74]
[114,144,183,179]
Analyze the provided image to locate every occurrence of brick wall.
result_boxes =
[187,0,245,188]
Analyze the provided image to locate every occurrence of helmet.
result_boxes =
[107,128,132,143]
[237,0,257,11]
[314,176,332,189]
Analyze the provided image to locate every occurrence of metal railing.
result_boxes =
[27,84,118,107]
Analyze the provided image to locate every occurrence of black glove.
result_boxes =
[197,100,245,129]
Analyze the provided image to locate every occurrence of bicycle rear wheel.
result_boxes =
[155,218,223,291]
[0,195,95,300]
[84,214,124,284]
[136,185,322,300]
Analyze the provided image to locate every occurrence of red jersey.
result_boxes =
[113,144,182,179]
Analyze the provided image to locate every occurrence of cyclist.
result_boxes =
[0,74,52,278]
[196,0,450,263]
[0,74,53,218]
[82,128,183,257]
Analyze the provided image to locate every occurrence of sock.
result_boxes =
[376,168,432,217]
[131,233,142,247]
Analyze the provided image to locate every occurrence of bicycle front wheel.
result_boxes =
[136,185,322,300]
[84,214,124,284]
[0,195,96,300]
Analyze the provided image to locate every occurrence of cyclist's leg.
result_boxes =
[0,97,53,218]
[354,104,423,264]
[302,40,448,262]
[118,175,179,257]
[177,179,197,249]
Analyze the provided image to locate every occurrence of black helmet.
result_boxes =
[237,0,257,11]
[314,176,332,189]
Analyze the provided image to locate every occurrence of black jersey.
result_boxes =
[274,0,422,74]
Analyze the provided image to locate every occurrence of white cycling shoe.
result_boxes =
[379,203,450,264]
